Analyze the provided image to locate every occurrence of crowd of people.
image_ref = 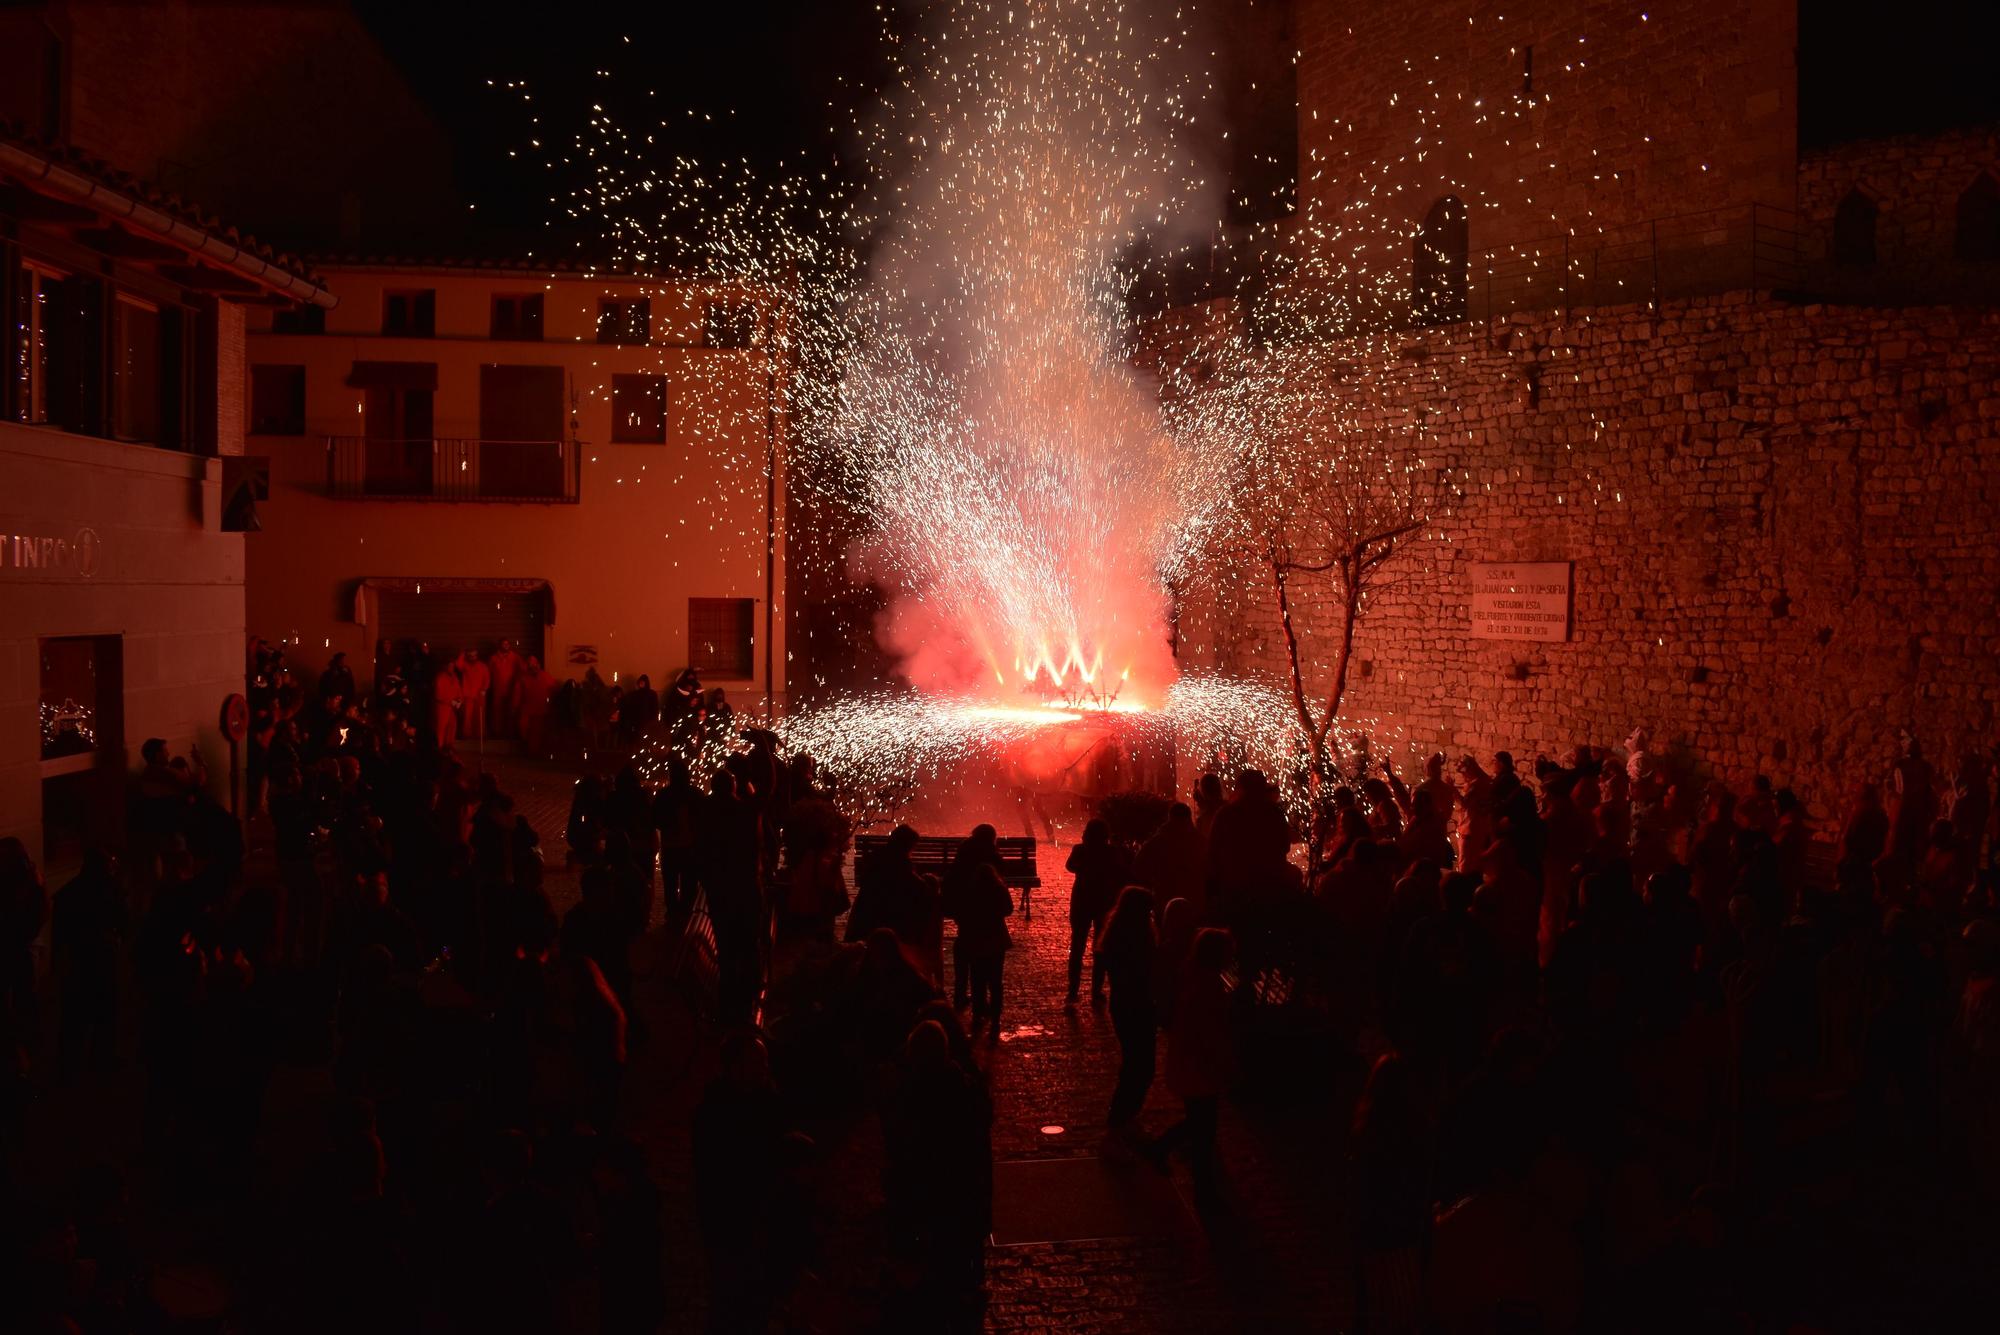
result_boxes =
[245,638,739,771]
[1192,732,2000,1331]
[3,635,1998,1332]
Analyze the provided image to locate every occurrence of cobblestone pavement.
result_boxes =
[489,757,1359,1332]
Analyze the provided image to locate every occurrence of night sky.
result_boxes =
[352,0,2000,250]
[352,0,1294,253]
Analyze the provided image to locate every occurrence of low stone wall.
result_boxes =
[1177,291,2000,819]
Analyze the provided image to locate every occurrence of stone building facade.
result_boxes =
[1163,2,2000,818]
[1292,0,1797,281]
[1174,285,2000,817]
[243,264,788,709]
[1797,126,2000,304]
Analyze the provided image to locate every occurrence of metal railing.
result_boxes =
[1464,201,1803,323]
[1157,202,1806,342]
[325,437,582,502]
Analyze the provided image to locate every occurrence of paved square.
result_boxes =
[991,1155,1195,1245]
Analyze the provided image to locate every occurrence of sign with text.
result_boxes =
[1,528,101,577]
[1470,561,1573,642]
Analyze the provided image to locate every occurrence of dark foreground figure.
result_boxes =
[3,646,1998,1332]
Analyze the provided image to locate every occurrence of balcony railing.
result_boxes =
[325,437,582,502]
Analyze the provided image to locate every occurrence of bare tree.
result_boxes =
[1170,335,1447,783]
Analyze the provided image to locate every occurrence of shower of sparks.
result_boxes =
[815,0,1209,706]
[510,0,1660,803]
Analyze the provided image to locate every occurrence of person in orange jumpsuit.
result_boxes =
[458,648,492,744]
[516,657,556,756]
[486,638,522,738]
[432,660,462,751]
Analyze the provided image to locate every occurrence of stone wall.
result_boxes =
[1176,290,2000,820]
[1798,127,2000,304]
[1292,0,1797,256]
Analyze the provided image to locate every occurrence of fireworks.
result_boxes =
[516,1,1648,803]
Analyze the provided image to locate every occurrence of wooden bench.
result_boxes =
[853,833,1043,915]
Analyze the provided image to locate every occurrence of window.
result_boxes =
[1955,174,2000,263]
[596,296,650,345]
[491,293,545,340]
[1412,195,1468,325]
[12,261,100,432]
[12,264,186,447]
[688,597,755,678]
[611,373,667,443]
[110,295,161,442]
[13,262,58,425]
[39,635,121,762]
[39,634,125,865]
[383,288,436,337]
[1833,190,1878,269]
[272,304,326,335]
[251,364,306,435]
[703,301,760,349]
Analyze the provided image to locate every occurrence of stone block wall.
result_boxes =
[1292,0,1797,257]
[1176,290,2000,820]
[1798,127,2000,304]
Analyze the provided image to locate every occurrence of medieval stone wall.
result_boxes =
[1292,0,1797,253]
[1798,127,2000,304]
[1176,290,2000,820]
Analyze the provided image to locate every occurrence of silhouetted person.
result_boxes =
[482,638,520,734]
[1150,927,1235,1210]
[954,863,1014,1037]
[0,837,46,1050]
[1840,780,1891,869]
[652,756,701,918]
[453,1130,570,1334]
[318,651,357,711]
[700,772,765,1025]
[850,825,942,979]
[1065,818,1128,1008]
[1133,802,1208,922]
[561,866,630,1013]
[53,847,123,1073]
[1193,773,1226,843]
[594,1136,667,1335]
[1889,733,1939,868]
[1206,770,1291,920]
[945,824,1004,1007]
[883,1019,991,1332]
[1352,1052,1432,1334]
[1100,885,1159,1136]
[696,1032,793,1335]
[777,773,851,946]
[618,673,659,745]
[1396,871,1497,1083]
[459,649,492,744]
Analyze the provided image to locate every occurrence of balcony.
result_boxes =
[325,437,582,502]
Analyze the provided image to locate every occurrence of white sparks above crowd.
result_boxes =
[504,0,1666,805]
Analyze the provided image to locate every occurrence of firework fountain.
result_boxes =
[516,0,1626,823]
[563,0,1321,822]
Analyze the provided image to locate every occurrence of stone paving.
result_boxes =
[491,756,1358,1331]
